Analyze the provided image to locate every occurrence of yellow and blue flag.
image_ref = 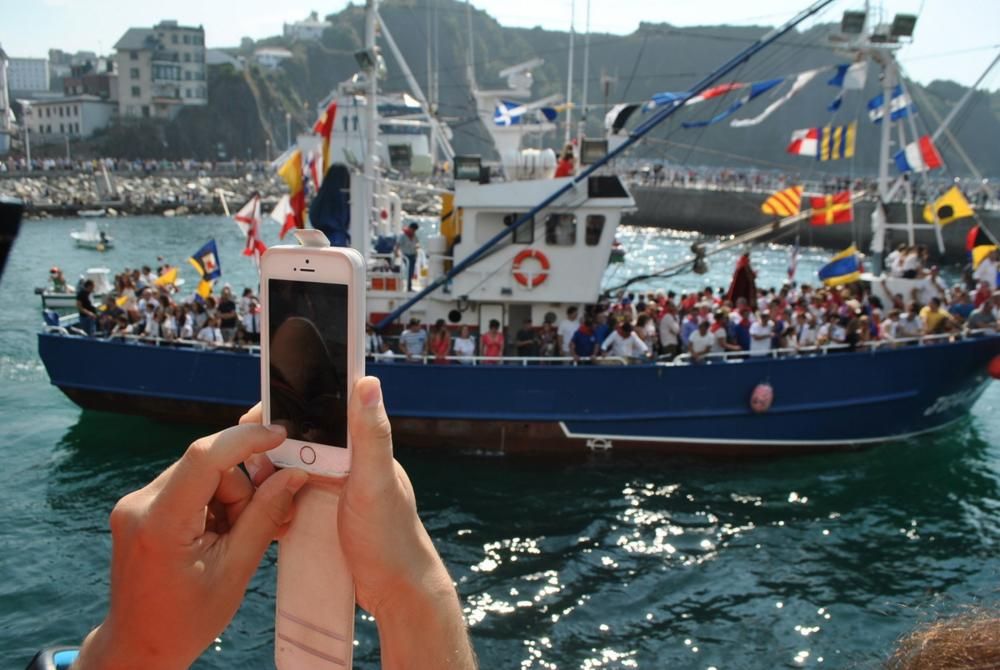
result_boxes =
[189,240,222,280]
[818,245,862,287]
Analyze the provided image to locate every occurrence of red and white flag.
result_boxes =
[234,193,266,264]
[786,127,819,157]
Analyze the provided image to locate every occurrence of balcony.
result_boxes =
[152,51,179,63]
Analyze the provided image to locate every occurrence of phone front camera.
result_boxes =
[305,258,310,264]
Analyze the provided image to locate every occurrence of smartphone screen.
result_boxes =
[268,278,348,448]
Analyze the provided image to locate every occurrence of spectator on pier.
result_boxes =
[76,279,98,337]
[429,319,452,364]
[481,319,505,364]
[399,318,428,362]
[452,326,476,364]
[557,306,580,356]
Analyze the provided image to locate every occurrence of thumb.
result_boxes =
[225,468,309,579]
[348,376,395,491]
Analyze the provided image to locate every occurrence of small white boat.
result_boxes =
[37,268,113,310]
[70,221,114,250]
[77,208,106,218]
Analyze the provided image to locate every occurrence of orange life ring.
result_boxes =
[512,249,551,288]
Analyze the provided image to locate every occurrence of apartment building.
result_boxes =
[22,96,116,141]
[7,57,49,93]
[113,20,206,120]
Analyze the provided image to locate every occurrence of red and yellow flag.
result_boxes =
[277,150,306,239]
[810,191,853,226]
[761,185,803,217]
[313,101,338,173]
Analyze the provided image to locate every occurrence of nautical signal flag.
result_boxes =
[787,123,856,160]
[313,101,337,172]
[277,149,306,239]
[965,225,996,270]
[818,245,862,287]
[923,186,973,225]
[827,62,867,112]
[868,85,912,123]
[234,193,267,261]
[810,191,853,226]
[894,135,943,173]
[761,185,804,217]
[188,239,222,281]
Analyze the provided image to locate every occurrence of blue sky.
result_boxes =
[2,0,997,89]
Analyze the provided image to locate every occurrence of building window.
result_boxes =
[183,34,190,44]
[185,71,191,80]
[184,52,191,63]
[130,68,139,79]
[585,215,606,246]
[544,214,576,246]
[131,86,141,98]
[130,51,138,60]
[171,34,178,44]
[59,123,64,133]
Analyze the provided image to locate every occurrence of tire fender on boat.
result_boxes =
[750,383,774,414]
[512,249,550,288]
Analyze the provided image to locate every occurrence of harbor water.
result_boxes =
[2,216,999,669]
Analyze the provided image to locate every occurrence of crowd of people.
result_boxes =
[2,156,274,176]
[64,263,260,346]
[367,257,1000,366]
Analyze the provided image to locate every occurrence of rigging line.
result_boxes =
[617,34,648,103]
[906,74,985,183]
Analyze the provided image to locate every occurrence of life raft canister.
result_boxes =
[750,383,774,413]
[511,249,551,288]
[989,354,1000,380]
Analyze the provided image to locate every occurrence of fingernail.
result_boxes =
[267,423,286,437]
[285,470,309,494]
[361,378,382,408]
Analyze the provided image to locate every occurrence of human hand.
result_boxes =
[75,424,309,670]
[243,376,476,668]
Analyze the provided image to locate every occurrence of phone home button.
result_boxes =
[299,446,317,465]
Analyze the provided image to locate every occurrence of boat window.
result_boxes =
[544,214,576,246]
[504,213,534,244]
[585,215,605,246]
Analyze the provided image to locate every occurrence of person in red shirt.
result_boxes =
[554,143,575,178]
[480,319,505,363]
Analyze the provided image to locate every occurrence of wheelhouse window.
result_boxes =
[544,213,576,246]
[504,213,534,244]
[585,215,605,246]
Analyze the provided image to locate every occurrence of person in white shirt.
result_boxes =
[901,248,921,278]
[749,311,773,357]
[180,308,195,340]
[688,320,715,362]
[557,306,580,356]
[793,312,817,349]
[601,322,649,361]
[927,265,949,301]
[452,325,476,364]
[886,244,905,278]
[895,303,924,340]
[658,306,680,356]
[197,316,225,345]
[974,249,998,290]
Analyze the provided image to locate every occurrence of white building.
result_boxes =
[22,95,115,141]
[114,20,207,119]
[206,49,243,71]
[283,11,329,42]
[7,57,49,93]
[253,47,293,70]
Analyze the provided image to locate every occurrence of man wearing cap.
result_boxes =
[49,267,70,293]
[396,222,420,291]
[399,317,427,362]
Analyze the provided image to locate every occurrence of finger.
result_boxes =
[224,468,309,580]
[240,403,262,425]
[348,376,396,491]
[244,453,277,487]
[153,424,287,519]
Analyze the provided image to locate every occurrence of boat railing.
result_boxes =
[43,326,262,353]
[669,329,996,365]
[369,353,631,366]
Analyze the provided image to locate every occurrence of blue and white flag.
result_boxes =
[867,85,912,123]
[493,100,527,126]
[827,62,867,112]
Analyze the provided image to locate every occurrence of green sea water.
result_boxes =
[2,216,999,669]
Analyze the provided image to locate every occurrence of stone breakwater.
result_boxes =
[0,170,442,219]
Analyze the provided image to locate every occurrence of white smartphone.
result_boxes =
[260,245,365,477]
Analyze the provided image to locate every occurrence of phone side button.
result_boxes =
[299,446,317,465]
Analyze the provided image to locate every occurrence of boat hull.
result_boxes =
[37,332,1000,455]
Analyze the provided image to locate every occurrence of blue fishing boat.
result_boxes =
[35,0,1000,454]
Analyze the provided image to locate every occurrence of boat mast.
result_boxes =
[576,0,591,144]
[364,0,379,234]
[564,0,575,145]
